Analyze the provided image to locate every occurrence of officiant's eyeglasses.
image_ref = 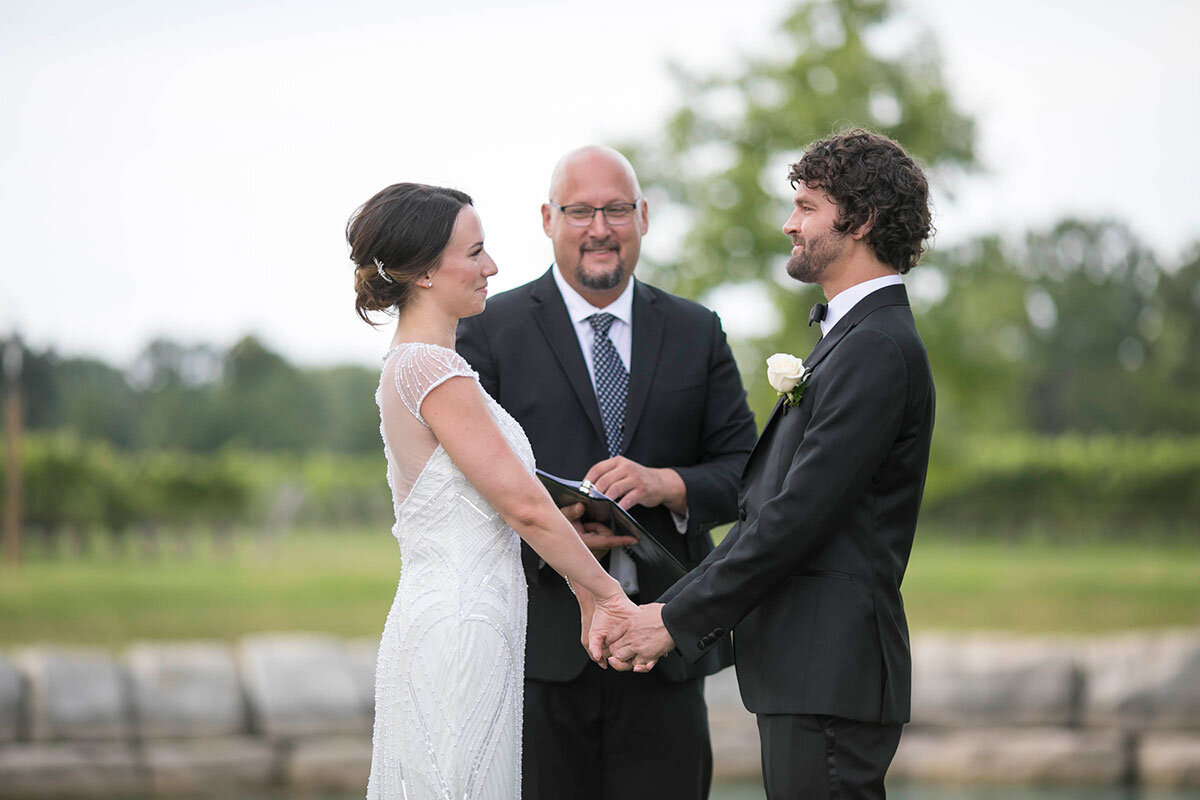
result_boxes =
[549,201,640,226]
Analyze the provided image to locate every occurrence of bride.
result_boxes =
[347,182,639,800]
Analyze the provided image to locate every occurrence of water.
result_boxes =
[709,786,1200,800]
[278,786,1200,800]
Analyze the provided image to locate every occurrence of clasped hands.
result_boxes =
[571,575,675,672]
[592,599,676,672]
[561,475,677,671]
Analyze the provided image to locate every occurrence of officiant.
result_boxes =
[457,146,756,800]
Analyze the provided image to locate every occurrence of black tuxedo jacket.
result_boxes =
[457,269,757,683]
[660,284,934,724]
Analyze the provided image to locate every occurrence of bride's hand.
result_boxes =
[585,590,638,666]
[576,588,596,654]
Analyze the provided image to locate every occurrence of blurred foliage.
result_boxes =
[0,434,389,548]
[925,434,1200,535]
[620,0,976,416]
[620,0,1200,439]
[10,334,382,454]
[922,223,1200,436]
[3,433,1198,544]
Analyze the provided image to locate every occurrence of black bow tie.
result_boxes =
[808,302,828,327]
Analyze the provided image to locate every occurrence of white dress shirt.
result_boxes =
[820,274,904,338]
[550,265,687,595]
[552,263,634,375]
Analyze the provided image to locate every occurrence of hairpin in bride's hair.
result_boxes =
[373,257,395,284]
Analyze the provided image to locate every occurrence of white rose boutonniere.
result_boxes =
[766,353,810,407]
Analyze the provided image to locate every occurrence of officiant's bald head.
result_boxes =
[543,146,649,307]
[547,146,643,200]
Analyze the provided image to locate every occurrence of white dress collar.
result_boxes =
[821,274,903,337]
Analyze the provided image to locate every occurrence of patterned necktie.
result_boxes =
[588,313,628,457]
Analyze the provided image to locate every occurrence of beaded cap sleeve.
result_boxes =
[392,343,478,427]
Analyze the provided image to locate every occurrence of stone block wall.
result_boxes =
[0,629,1198,797]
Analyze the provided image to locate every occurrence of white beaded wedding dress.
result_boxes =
[367,342,532,800]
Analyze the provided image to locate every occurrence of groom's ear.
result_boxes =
[851,208,876,241]
[541,204,554,237]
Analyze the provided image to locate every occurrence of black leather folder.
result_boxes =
[536,468,688,584]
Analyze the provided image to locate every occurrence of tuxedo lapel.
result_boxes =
[804,284,910,370]
[529,270,607,445]
[621,281,664,453]
[739,396,786,478]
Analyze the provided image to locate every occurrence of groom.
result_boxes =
[607,129,936,800]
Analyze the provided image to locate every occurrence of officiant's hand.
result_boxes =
[560,502,638,560]
[607,603,674,673]
[584,457,687,515]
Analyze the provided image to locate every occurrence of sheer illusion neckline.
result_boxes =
[383,340,458,361]
[380,341,474,514]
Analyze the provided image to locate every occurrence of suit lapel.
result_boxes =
[804,284,910,370]
[529,270,607,445]
[621,281,664,453]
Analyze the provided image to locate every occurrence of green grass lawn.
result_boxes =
[902,535,1200,633]
[0,527,1196,647]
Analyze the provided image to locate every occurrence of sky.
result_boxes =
[2,0,1198,368]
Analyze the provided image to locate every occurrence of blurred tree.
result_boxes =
[55,357,141,447]
[210,335,322,451]
[1018,219,1164,434]
[19,336,384,454]
[308,365,386,453]
[924,220,1200,436]
[131,339,223,450]
[622,0,977,420]
[1144,244,1200,432]
[13,345,62,431]
[909,235,1028,436]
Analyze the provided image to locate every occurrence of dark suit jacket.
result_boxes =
[457,268,757,683]
[660,284,934,724]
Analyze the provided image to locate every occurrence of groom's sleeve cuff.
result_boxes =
[662,599,728,664]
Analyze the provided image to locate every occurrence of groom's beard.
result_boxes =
[786,229,846,284]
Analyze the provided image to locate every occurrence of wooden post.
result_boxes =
[4,336,22,566]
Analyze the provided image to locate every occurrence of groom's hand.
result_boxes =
[608,603,675,673]
[585,457,687,515]
[560,503,639,559]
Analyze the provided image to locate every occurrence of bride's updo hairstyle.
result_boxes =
[346,182,474,324]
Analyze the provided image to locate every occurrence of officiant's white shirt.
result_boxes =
[551,264,687,595]
[820,274,904,337]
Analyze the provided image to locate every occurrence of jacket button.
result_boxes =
[696,638,707,650]
[738,506,747,522]
[713,627,726,638]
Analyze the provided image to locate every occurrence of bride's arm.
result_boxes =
[421,375,624,606]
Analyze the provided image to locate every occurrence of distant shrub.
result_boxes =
[2,434,1196,550]
[923,434,1200,535]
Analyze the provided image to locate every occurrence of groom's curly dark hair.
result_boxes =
[788,128,933,274]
